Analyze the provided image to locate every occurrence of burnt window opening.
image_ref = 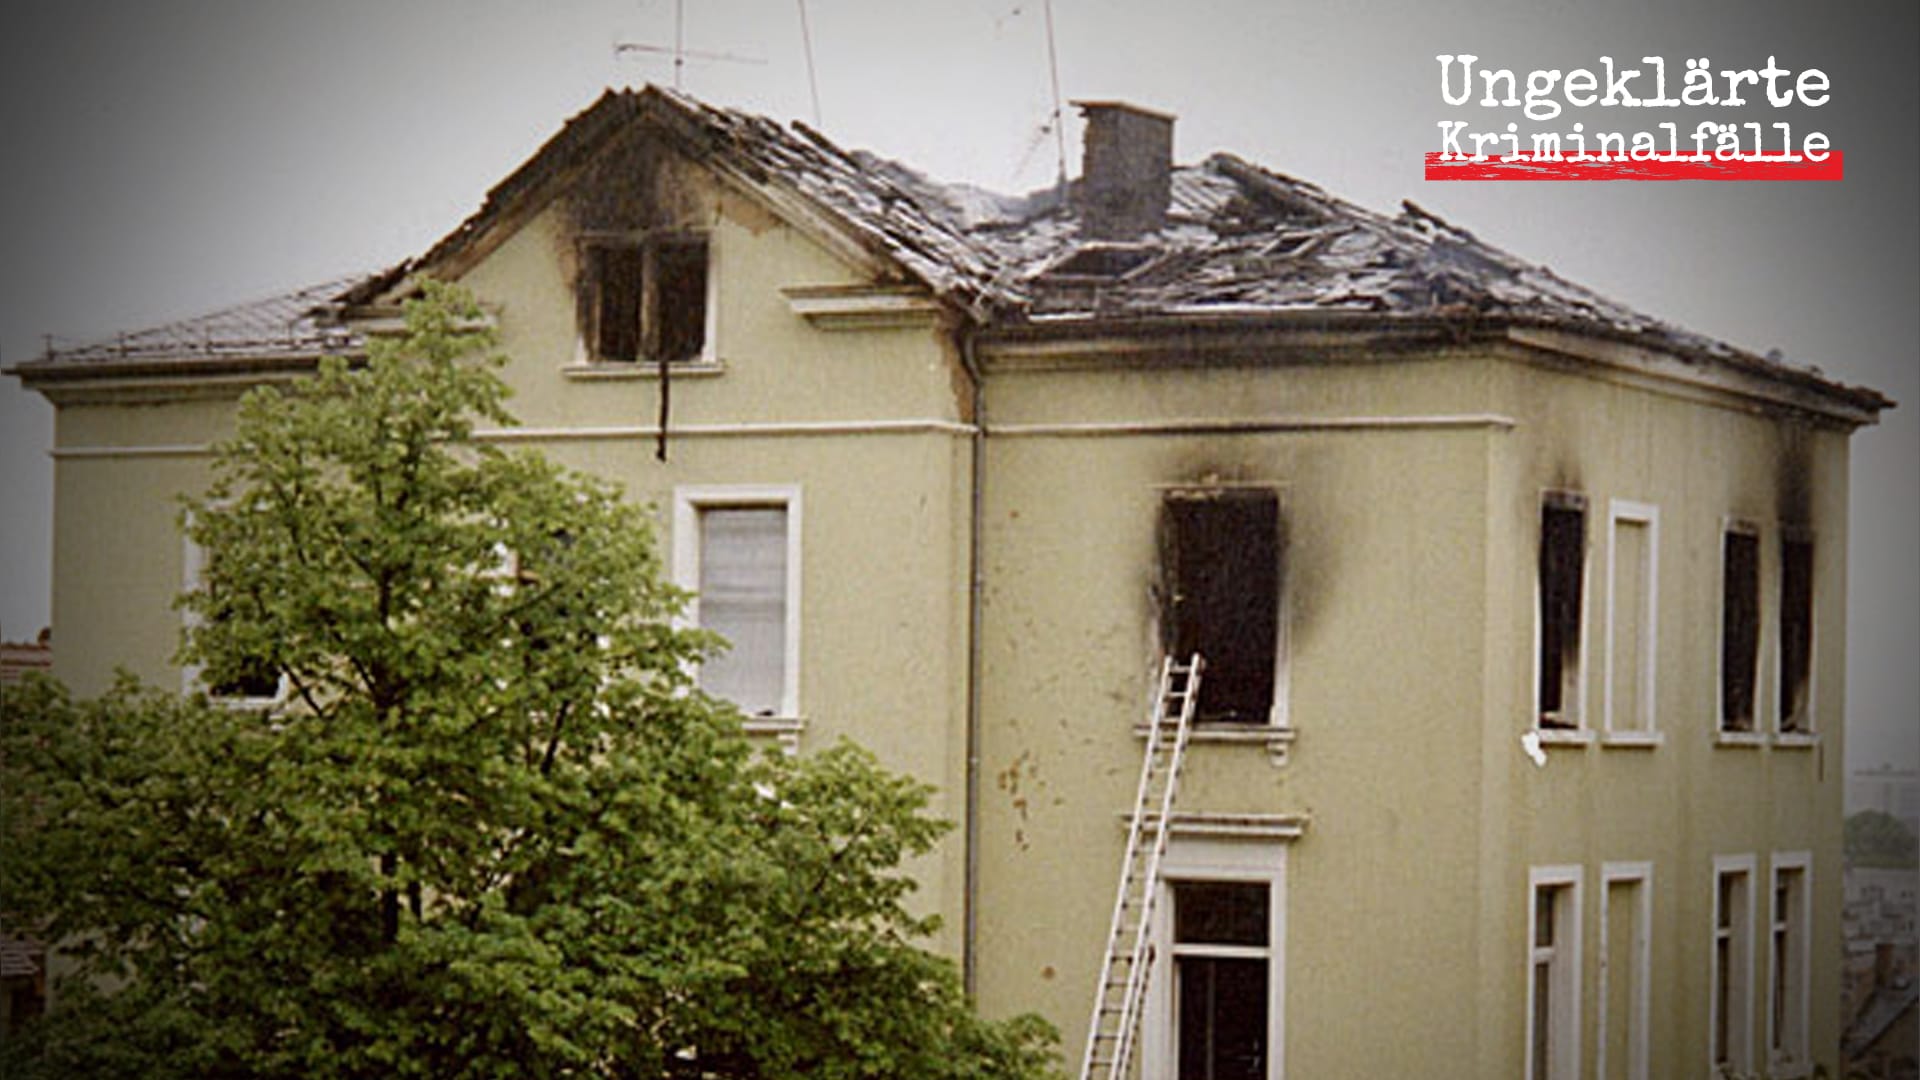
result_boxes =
[1159,489,1281,725]
[582,234,708,364]
[1778,534,1814,732]
[1536,496,1586,728]
[1720,528,1760,732]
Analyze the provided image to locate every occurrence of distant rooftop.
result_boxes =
[0,634,51,686]
[17,274,369,372]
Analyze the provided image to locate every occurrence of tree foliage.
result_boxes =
[1845,810,1919,870]
[0,283,1057,1078]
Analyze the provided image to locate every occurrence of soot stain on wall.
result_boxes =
[1774,421,1813,526]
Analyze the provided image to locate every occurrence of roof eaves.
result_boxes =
[12,350,349,383]
[978,304,1890,422]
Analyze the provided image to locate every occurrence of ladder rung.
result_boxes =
[1080,656,1201,1080]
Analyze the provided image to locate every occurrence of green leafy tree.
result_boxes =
[1845,809,1919,869]
[0,283,1057,1079]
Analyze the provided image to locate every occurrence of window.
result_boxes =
[1527,866,1583,1080]
[697,508,786,714]
[1719,527,1760,733]
[1604,501,1658,739]
[1141,832,1288,1080]
[1597,863,1652,1080]
[1172,882,1270,1080]
[1777,533,1814,733]
[580,232,709,365]
[1767,854,1811,1074]
[1711,855,1756,1075]
[1537,494,1587,729]
[672,487,801,719]
[181,529,283,703]
[1159,488,1284,725]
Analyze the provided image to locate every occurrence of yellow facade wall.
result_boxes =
[34,136,1860,1079]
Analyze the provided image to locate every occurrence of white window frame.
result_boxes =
[1773,528,1817,742]
[1533,492,1592,743]
[1602,500,1660,745]
[1596,861,1653,1080]
[1141,831,1289,1080]
[1527,864,1584,1080]
[1766,852,1812,1077]
[1710,854,1757,1076]
[180,520,287,707]
[671,485,803,722]
[1716,520,1765,745]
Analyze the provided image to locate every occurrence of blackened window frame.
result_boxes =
[1776,529,1814,734]
[1536,492,1587,730]
[1719,524,1761,734]
[577,230,710,366]
[1157,487,1286,727]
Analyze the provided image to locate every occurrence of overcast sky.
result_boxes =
[1,0,1913,770]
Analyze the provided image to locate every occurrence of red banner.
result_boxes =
[1424,151,1843,181]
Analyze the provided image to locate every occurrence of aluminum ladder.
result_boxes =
[1078,653,1203,1080]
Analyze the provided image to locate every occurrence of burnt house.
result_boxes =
[10,86,1890,1078]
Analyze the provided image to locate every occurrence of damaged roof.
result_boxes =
[12,86,1890,415]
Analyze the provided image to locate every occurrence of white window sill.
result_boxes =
[1773,731,1820,750]
[1715,730,1769,748]
[191,672,289,711]
[1600,730,1664,749]
[741,715,805,754]
[1133,721,1295,766]
[208,694,285,711]
[563,360,726,380]
[1533,728,1594,747]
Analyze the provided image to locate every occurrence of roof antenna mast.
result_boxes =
[614,1,766,90]
[796,0,824,126]
[674,0,685,88]
[1043,0,1068,193]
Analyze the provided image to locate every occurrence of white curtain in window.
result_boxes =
[699,507,787,716]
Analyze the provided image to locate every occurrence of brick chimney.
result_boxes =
[1073,101,1174,240]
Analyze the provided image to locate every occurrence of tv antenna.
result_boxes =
[614,0,765,92]
[1041,0,1067,191]
[795,0,823,126]
[997,3,1070,193]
